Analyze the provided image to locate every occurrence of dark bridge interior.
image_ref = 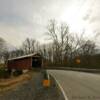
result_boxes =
[32,57,42,68]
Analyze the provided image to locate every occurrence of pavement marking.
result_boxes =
[48,72,68,100]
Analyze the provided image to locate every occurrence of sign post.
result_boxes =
[42,70,50,87]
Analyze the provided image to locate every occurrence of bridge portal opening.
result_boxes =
[32,57,42,68]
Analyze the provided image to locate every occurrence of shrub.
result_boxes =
[0,63,4,68]
[13,70,23,76]
[0,68,10,79]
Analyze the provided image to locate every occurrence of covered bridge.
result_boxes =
[7,53,42,70]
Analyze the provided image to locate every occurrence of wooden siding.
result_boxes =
[8,57,32,70]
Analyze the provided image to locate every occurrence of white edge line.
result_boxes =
[48,73,68,100]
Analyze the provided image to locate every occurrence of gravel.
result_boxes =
[0,71,64,100]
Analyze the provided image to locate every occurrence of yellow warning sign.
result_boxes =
[76,59,81,64]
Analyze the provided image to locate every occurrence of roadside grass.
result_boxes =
[0,72,31,92]
[0,66,32,92]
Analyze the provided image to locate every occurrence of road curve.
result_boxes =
[48,70,100,100]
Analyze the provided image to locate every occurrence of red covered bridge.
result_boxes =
[7,53,42,70]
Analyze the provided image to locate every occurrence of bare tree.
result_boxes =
[45,19,97,68]
[79,40,96,55]
[46,20,60,64]
[59,23,69,63]
[0,37,10,65]
[22,38,36,54]
[9,49,24,58]
[46,19,70,64]
[0,37,7,55]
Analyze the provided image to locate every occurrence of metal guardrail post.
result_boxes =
[42,70,50,87]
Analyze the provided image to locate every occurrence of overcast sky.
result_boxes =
[0,0,100,47]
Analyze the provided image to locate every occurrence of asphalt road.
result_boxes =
[48,70,100,100]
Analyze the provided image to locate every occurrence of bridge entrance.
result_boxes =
[32,57,42,68]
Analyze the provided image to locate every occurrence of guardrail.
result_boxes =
[44,67,100,73]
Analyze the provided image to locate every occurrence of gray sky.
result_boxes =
[0,0,100,47]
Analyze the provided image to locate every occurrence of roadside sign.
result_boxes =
[76,59,81,64]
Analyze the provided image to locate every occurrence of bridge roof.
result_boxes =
[8,53,41,61]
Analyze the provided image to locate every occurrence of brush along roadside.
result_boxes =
[0,73,31,92]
